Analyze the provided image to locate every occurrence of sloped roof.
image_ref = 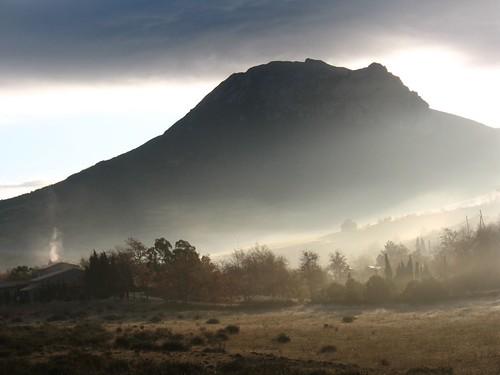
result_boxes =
[30,267,83,283]
[36,262,79,277]
[0,280,30,289]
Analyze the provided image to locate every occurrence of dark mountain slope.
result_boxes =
[1,59,499,265]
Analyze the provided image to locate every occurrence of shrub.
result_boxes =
[341,316,355,323]
[344,278,365,304]
[46,314,67,322]
[224,325,240,334]
[319,345,337,354]
[365,275,394,304]
[70,322,112,346]
[114,331,159,351]
[203,330,228,345]
[274,333,291,343]
[149,314,163,323]
[401,278,448,304]
[103,314,123,321]
[406,367,453,375]
[202,346,226,353]
[190,336,205,346]
[161,340,190,352]
[206,318,220,324]
[215,329,229,341]
[171,333,185,342]
[313,282,345,304]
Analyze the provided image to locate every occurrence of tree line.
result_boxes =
[77,220,500,304]
[3,220,500,305]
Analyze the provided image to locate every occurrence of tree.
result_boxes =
[299,251,326,298]
[124,238,158,297]
[376,241,409,270]
[84,250,110,299]
[222,245,291,300]
[406,255,414,280]
[383,252,393,280]
[153,237,173,264]
[7,265,33,281]
[109,250,135,299]
[328,250,350,283]
[83,248,135,299]
[161,240,203,301]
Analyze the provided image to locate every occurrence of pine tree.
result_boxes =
[384,253,393,279]
[420,238,427,252]
[406,255,414,280]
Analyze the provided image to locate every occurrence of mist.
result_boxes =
[2,2,500,374]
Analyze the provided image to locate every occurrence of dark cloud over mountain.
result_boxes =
[0,0,498,84]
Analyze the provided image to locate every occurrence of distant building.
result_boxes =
[0,280,30,304]
[0,262,84,304]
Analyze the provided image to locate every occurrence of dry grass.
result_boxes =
[1,296,500,374]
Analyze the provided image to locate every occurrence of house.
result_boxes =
[0,262,84,304]
[0,280,30,304]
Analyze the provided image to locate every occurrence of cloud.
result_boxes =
[0,180,48,189]
[0,0,498,84]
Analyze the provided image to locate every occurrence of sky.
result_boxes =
[1,0,500,200]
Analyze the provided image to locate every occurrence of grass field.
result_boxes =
[1,296,500,374]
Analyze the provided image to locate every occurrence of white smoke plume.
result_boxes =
[49,227,63,264]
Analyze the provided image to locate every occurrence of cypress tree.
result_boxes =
[384,253,393,279]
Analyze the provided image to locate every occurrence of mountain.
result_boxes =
[1,59,499,266]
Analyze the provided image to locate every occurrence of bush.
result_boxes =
[114,329,172,351]
[224,325,240,334]
[313,282,345,304]
[46,314,67,322]
[70,322,112,346]
[115,332,156,351]
[402,278,448,304]
[206,318,220,324]
[274,333,291,343]
[365,275,394,304]
[341,316,356,323]
[344,278,365,304]
[216,329,229,341]
[319,345,337,353]
[202,330,228,345]
[149,314,163,323]
[161,340,190,352]
[103,314,123,321]
[190,336,205,346]
[202,346,226,353]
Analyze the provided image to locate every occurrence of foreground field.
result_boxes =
[1,296,500,375]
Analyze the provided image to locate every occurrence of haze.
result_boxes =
[2,4,500,373]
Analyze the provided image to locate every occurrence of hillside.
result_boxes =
[1,59,499,266]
